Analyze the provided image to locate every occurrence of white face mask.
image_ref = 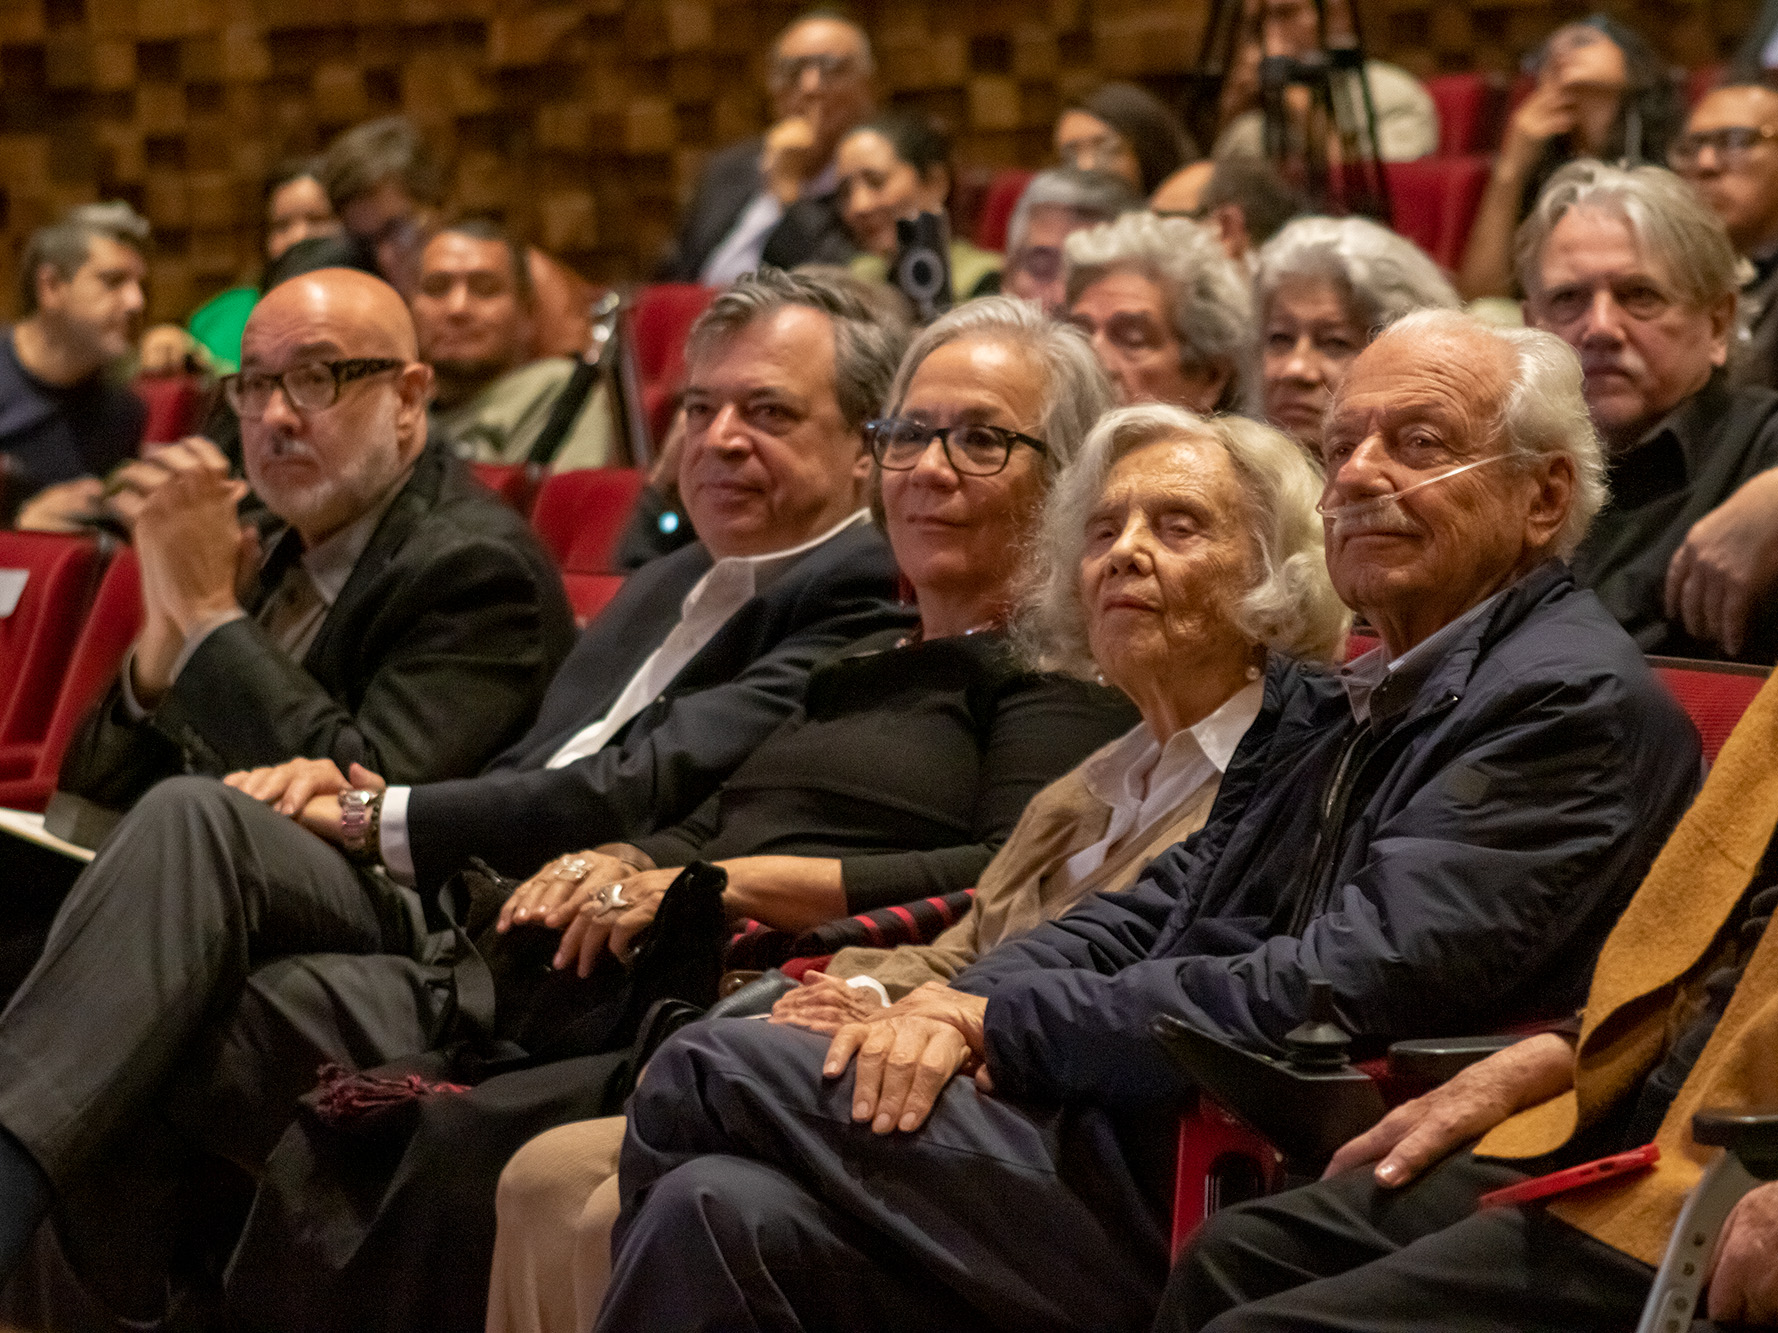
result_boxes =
[1317,453,1516,536]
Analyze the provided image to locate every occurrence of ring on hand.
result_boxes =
[561,858,590,880]
[593,883,630,915]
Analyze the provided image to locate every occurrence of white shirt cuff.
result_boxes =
[379,785,416,885]
[845,975,891,1008]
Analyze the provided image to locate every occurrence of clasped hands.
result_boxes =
[774,978,992,1136]
[496,850,680,975]
[222,756,384,836]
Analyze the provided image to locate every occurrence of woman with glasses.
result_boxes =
[1458,15,1683,300]
[486,403,1349,1333]
[836,110,1003,302]
[228,297,1138,1333]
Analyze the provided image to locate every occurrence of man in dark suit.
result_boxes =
[0,269,911,1309]
[50,267,575,830]
[661,12,874,284]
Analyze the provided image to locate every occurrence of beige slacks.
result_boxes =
[486,1114,627,1333]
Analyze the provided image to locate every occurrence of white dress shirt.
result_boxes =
[1057,679,1265,891]
[698,162,840,287]
[377,509,872,883]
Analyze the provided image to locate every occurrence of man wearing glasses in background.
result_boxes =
[46,265,572,837]
[1671,82,1778,393]
[1521,159,1778,662]
[999,167,1142,316]
[661,11,874,284]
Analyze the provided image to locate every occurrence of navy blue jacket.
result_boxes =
[956,562,1702,1110]
[0,327,144,522]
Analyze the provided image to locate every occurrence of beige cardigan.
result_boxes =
[827,734,1223,998]
[1478,670,1778,1265]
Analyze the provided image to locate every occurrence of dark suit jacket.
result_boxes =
[0,327,145,523]
[402,522,912,889]
[658,138,857,282]
[58,447,576,812]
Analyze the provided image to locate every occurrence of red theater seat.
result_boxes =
[469,462,537,515]
[1384,155,1491,271]
[530,468,647,575]
[1650,656,1770,766]
[973,169,1036,254]
[0,546,141,811]
[133,374,207,445]
[0,534,102,764]
[631,284,717,446]
[560,572,624,628]
[1424,73,1495,156]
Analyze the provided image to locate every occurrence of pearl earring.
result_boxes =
[1245,664,1261,681]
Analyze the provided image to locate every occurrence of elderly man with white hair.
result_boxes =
[1521,159,1778,661]
[1065,211,1255,412]
[592,309,1700,1333]
[1256,215,1460,452]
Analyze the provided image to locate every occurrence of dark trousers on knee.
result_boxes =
[1159,1151,1656,1333]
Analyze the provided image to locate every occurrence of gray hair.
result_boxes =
[1514,160,1742,309]
[685,267,909,433]
[1021,403,1349,678]
[1004,167,1142,255]
[1256,215,1459,337]
[775,10,875,77]
[1064,212,1257,413]
[319,116,448,212]
[884,295,1115,485]
[19,202,150,316]
[1367,310,1609,560]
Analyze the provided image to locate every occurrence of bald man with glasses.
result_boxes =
[50,265,573,836]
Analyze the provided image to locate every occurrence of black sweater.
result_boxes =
[630,628,1138,913]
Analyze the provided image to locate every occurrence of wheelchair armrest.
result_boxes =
[1693,1109,1778,1181]
[1386,1035,1523,1086]
[705,968,796,1020]
[1150,1013,1386,1171]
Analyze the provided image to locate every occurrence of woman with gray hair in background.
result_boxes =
[485,404,1347,1333]
[1256,215,1460,453]
[1064,211,1256,414]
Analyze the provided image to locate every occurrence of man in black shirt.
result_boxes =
[1521,159,1778,661]
[1,202,149,528]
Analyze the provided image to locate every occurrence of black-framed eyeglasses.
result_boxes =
[221,358,406,419]
[865,418,1048,477]
[1007,245,1062,284]
[1669,125,1778,171]
[769,52,857,89]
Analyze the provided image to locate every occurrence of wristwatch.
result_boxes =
[338,789,383,865]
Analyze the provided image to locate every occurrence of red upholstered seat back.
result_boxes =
[1650,657,1771,766]
[468,462,537,515]
[973,169,1036,254]
[529,468,647,574]
[1424,73,1495,156]
[133,374,207,445]
[0,545,141,811]
[631,284,718,446]
[0,533,101,753]
[1383,156,1491,272]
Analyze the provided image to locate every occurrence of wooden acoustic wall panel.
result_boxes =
[0,0,1759,323]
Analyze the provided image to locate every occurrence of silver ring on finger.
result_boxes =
[594,883,629,914]
[561,858,590,880]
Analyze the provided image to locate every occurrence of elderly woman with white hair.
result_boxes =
[484,404,1348,1333]
[1065,211,1256,412]
[1255,215,1459,452]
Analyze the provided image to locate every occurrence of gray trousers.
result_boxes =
[0,777,456,1315]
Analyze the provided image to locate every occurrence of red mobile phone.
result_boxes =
[1477,1143,1660,1209]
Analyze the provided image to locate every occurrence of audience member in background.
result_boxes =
[596,311,1700,1333]
[486,402,1350,1333]
[1163,692,1778,1332]
[837,111,1002,301]
[1459,16,1683,300]
[0,271,911,1321]
[1521,161,1778,661]
[319,117,593,357]
[1257,215,1460,454]
[1001,168,1142,315]
[414,220,610,470]
[662,13,872,286]
[1191,155,1308,268]
[1056,83,1198,197]
[142,161,345,379]
[225,300,1137,1333]
[1672,82,1778,391]
[2,202,148,530]
[53,266,572,839]
[1214,0,1437,164]
[1064,212,1253,412]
